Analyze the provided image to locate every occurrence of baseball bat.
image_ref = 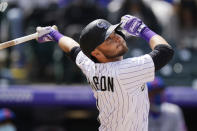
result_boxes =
[0,25,57,50]
[0,33,38,50]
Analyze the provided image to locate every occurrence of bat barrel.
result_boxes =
[0,40,16,50]
[0,33,38,50]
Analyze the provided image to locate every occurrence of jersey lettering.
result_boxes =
[87,78,98,91]
[92,76,114,92]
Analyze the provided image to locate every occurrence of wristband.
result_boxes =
[49,30,64,42]
[140,27,157,43]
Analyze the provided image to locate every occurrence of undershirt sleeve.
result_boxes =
[68,46,82,62]
[149,44,174,71]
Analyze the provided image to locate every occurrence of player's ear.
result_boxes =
[91,48,106,63]
[91,49,100,57]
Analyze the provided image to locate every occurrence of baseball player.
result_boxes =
[147,77,187,131]
[36,15,174,131]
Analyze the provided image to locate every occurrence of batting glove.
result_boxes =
[37,26,63,43]
[120,15,146,37]
[120,15,157,42]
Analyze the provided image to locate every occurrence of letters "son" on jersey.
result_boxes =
[89,76,114,92]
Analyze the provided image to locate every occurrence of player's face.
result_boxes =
[97,32,128,59]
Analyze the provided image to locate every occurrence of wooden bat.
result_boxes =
[0,33,38,50]
[0,25,57,50]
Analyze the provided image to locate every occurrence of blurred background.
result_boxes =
[0,0,197,130]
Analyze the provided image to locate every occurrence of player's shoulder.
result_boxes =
[123,54,152,62]
[116,54,153,66]
[75,51,96,76]
[76,51,93,64]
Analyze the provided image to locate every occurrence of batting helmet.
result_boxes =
[79,19,121,58]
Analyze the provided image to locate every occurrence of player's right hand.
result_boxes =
[120,15,146,37]
[36,26,57,43]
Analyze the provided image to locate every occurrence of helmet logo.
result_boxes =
[97,21,109,29]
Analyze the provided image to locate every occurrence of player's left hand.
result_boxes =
[36,26,57,43]
[120,15,146,37]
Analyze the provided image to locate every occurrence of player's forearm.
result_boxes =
[149,34,169,50]
[58,36,79,53]
[36,26,79,53]
[142,29,174,71]
[139,26,170,50]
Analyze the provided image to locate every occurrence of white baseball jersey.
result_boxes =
[149,102,187,131]
[76,51,155,131]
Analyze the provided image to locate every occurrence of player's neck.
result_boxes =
[99,56,123,63]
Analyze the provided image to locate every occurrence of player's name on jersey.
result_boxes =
[88,76,114,92]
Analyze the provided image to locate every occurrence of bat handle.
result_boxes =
[14,33,38,44]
